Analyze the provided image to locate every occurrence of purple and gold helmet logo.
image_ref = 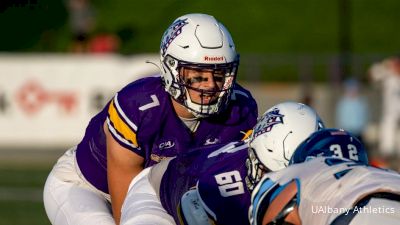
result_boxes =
[161,19,189,56]
[252,108,284,139]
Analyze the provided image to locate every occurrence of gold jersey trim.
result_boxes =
[107,99,138,148]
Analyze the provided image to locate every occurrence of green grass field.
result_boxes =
[0,165,52,225]
[0,201,50,225]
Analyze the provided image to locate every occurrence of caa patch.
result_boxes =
[160,18,189,55]
[252,108,284,139]
[158,140,176,150]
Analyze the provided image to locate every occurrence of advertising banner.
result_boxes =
[0,54,159,149]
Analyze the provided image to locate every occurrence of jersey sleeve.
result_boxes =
[106,92,142,155]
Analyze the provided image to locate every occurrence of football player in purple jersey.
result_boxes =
[120,102,324,225]
[43,13,257,225]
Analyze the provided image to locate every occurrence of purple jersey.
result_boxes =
[76,76,257,193]
[159,141,250,225]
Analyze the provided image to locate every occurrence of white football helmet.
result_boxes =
[245,102,324,191]
[160,13,239,117]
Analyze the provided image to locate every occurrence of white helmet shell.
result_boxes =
[161,13,237,64]
[246,102,324,190]
[160,13,239,117]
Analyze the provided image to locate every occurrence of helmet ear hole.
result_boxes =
[168,58,175,67]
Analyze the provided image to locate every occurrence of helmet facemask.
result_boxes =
[162,54,238,118]
[246,147,270,192]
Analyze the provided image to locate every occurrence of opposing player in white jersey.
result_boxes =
[120,102,324,225]
[250,128,400,225]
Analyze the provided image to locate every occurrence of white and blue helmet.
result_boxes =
[160,13,239,117]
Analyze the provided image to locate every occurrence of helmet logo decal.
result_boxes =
[253,109,284,139]
[161,19,189,56]
[204,56,225,62]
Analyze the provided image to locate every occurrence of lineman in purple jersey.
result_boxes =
[43,13,257,225]
[121,102,324,225]
[187,142,249,225]
[153,141,248,225]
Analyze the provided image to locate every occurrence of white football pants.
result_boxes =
[43,147,115,225]
[120,167,175,225]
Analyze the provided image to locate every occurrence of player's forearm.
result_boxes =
[108,180,129,224]
[108,163,144,224]
[105,122,145,224]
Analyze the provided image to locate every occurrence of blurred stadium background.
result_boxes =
[1,0,400,224]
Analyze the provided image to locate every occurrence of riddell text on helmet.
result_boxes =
[204,56,225,62]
